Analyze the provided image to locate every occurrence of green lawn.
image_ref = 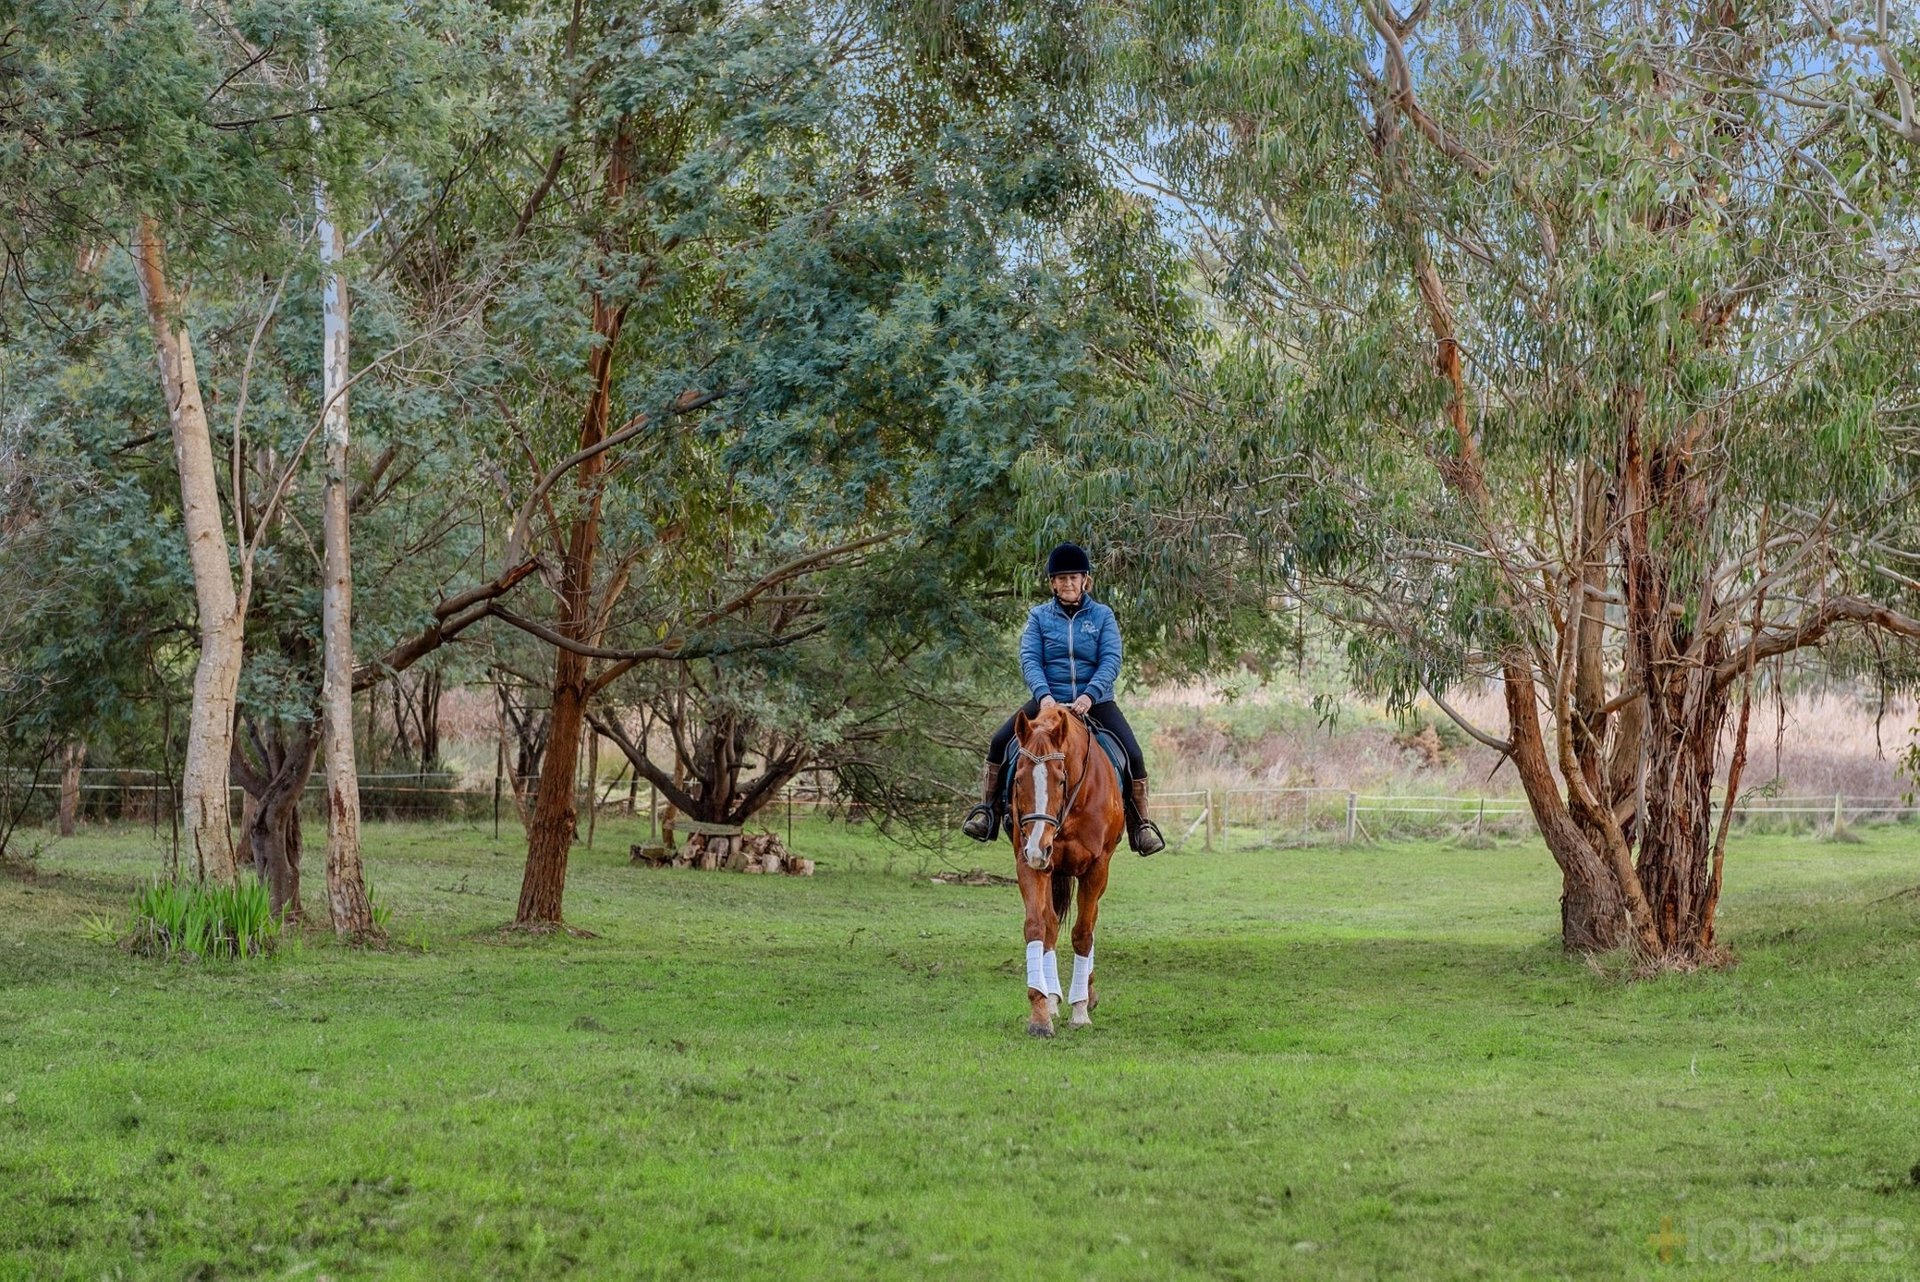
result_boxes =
[3,818,1920,1279]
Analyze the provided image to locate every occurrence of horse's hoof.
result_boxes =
[1045,995,1060,1020]
[1068,1000,1092,1029]
[1026,1019,1055,1039]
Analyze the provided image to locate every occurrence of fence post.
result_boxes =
[1476,796,1484,838]
[1833,792,1844,832]
[585,730,599,850]
[492,738,503,839]
[1346,791,1357,843]
[1204,790,1213,852]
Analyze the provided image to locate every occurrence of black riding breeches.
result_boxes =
[987,698,1146,780]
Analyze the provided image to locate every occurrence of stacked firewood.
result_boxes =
[629,830,815,875]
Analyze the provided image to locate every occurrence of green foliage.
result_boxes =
[367,883,393,935]
[1080,0,1920,713]
[127,878,280,961]
[76,911,122,946]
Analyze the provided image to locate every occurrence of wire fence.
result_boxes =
[11,767,894,837]
[1150,787,1920,850]
[16,770,1920,848]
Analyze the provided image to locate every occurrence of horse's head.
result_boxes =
[1010,704,1080,871]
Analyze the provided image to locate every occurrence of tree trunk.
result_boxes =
[392,682,413,767]
[132,216,242,886]
[1634,690,1728,957]
[313,138,374,940]
[247,785,306,922]
[1619,418,1729,963]
[1557,853,1628,953]
[516,135,632,927]
[1629,615,1730,959]
[419,669,442,770]
[495,677,547,828]
[518,655,589,923]
[57,741,85,836]
[233,721,319,921]
[1498,655,1630,953]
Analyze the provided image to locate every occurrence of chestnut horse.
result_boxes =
[1007,704,1126,1037]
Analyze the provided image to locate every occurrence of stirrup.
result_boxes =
[1130,820,1165,856]
[962,804,999,843]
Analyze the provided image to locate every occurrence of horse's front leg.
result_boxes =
[1068,858,1110,1029]
[1042,890,1063,1022]
[1016,862,1057,1038]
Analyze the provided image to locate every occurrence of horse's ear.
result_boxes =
[1013,707,1031,735]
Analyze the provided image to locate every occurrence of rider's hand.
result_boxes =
[1038,696,1059,714]
[1071,695,1093,716]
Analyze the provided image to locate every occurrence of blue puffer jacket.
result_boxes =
[1020,596,1122,705]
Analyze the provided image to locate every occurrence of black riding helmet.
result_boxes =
[1045,542,1091,578]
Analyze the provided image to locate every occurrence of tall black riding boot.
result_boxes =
[1127,778,1166,855]
[961,762,1002,842]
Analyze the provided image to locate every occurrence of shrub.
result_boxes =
[127,878,279,960]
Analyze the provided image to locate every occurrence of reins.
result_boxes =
[1012,712,1098,845]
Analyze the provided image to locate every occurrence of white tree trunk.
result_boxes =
[313,43,374,938]
[132,217,242,885]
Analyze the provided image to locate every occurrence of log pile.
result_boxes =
[930,868,1017,887]
[629,830,814,876]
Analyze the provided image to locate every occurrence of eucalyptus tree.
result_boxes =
[0,0,484,930]
[1094,0,1920,960]
[400,0,1174,927]
[0,416,90,863]
[4,0,250,883]
[585,527,1016,848]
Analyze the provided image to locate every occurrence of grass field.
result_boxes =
[4,818,1920,1279]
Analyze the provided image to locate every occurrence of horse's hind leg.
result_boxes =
[1069,861,1110,1028]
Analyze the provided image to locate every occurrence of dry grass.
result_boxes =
[1135,677,1917,803]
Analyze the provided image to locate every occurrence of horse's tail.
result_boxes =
[1051,866,1073,921]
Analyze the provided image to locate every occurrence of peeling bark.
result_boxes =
[132,217,243,885]
[312,119,374,939]
[516,132,631,927]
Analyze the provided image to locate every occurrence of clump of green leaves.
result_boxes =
[125,879,278,961]
[368,886,393,935]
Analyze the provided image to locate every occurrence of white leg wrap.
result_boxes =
[1042,949,1062,999]
[1025,939,1045,992]
[1069,951,1094,1004]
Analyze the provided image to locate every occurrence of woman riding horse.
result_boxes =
[962,542,1165,856]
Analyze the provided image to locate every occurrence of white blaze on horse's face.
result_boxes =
[1022,753,1052,870]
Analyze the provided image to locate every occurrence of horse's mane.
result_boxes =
[1021,703,1084,749]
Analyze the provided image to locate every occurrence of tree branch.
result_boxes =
[1421,684,1512,753]
[587,710,702,815]
[351,558,540,691]
[1713,595,1920,689]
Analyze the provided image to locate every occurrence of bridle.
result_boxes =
[1012,713,1096,849]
